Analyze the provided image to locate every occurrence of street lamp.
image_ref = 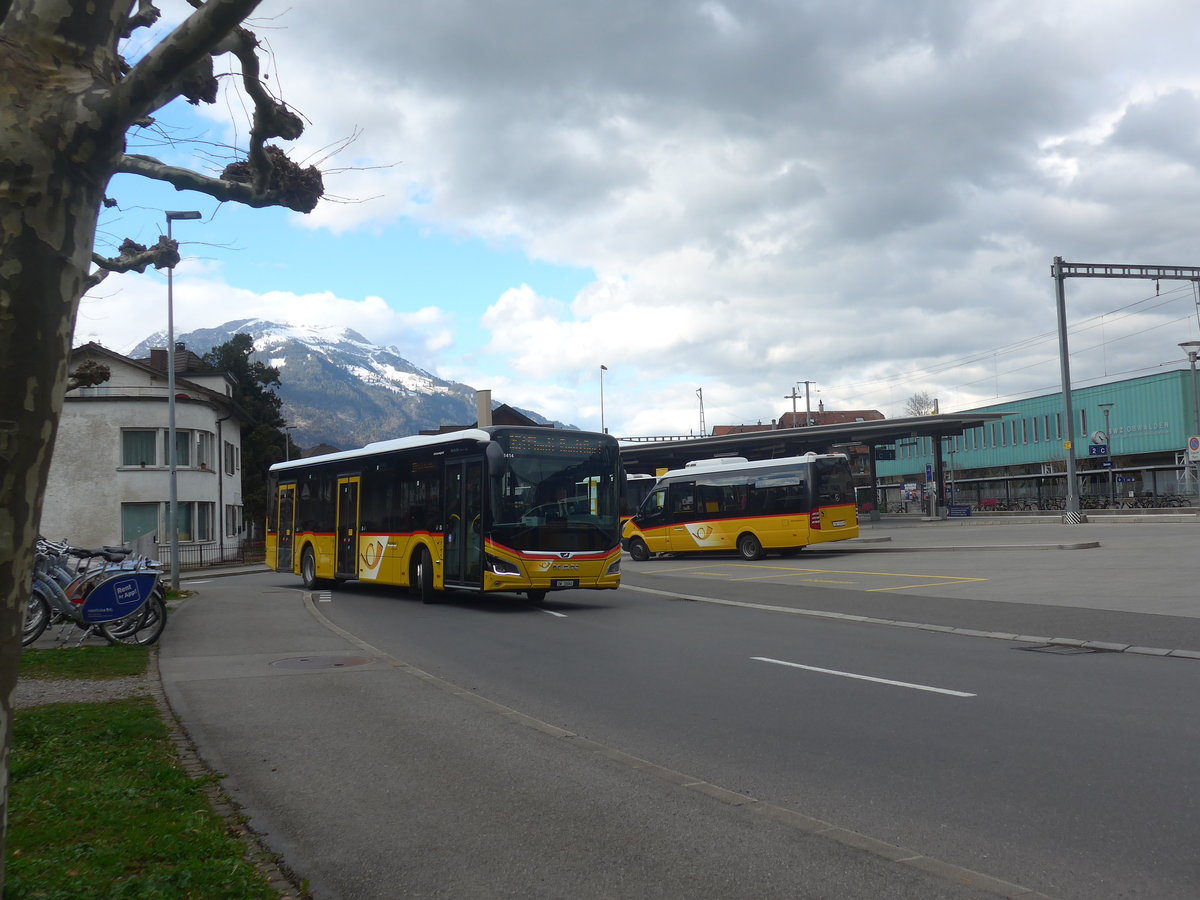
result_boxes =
[1180,341,1200,496]
[1098,402,1114,507]
[166,210,202,590]
[599,364,608,434]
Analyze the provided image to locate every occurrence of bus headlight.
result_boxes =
[485,554,521,577]
[605,557,621,576]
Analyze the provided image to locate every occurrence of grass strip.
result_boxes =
[19,645,151,681]
[7,697,280,899]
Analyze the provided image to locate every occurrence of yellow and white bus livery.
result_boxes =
[622,453,859,561]
[267,427,623,603]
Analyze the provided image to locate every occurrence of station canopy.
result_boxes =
[618,412,1005,475]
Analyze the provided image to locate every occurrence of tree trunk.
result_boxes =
[0,3,132,889]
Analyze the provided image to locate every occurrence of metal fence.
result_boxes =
[155,541,266,571]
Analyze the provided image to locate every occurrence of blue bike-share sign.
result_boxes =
[80,573,156,623]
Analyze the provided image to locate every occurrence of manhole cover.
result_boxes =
[271,656,374,669]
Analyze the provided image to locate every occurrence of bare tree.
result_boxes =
[904,391,937,417]
[0,0,323,881]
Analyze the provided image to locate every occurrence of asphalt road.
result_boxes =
[314,570,1200,899]
[165,521,1200,899]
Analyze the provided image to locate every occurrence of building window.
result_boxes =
[1055,413,1062,440]
[225,504,243,537]
[225,441,237,475]
[168,429,192,467]
[197,431,214,469]
[1033,416,1040,443]
[122,430,157,467]
[1044,415,1051,442]
[196,502,214,542]
[1080,409,1087,437]
[1021,419,1028,444]
[121,502,158,542]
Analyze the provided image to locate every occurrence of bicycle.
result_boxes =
[25,538,168,647]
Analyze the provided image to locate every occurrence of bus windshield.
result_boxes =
[814,456,856,505]
[488,431,621,552]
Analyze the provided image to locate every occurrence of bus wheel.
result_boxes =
[301,546,321,589]
[628,538,651,562]
[413,548,436,604]
[526,590,547,604]
[737,533,765,561]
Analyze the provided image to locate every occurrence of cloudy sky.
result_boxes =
[78,0,1200,438]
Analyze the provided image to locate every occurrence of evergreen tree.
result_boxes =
[203,334,297,537]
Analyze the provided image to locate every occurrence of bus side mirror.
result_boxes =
[485,442,507,478]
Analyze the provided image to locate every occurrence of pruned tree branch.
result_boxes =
[121,0,161,38]
[66,360,111,391]
[85,235,181,291]
[116,0,263,124]
[219,26,304,194]
[118,151,322,212]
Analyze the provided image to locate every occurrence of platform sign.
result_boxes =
[1088,444,1109,456]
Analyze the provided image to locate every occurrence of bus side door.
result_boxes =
[276,483,296,572]
[666,481,697,551]
[336,476,361,578]
[443,458,483,588]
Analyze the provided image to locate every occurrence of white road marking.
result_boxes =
[540,608,568,618]
[752,657,976,697]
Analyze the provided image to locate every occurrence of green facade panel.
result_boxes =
[875,370,1196,480]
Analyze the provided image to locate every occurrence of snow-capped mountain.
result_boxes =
[128,319,561,450]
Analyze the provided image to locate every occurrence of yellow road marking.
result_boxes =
[868,578,988,592]
[652,560,988,591]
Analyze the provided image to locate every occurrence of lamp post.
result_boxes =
[166,210,201,590]
[1181,341,1200,496]
[599,364,608,434]
[1098,402,1114,507]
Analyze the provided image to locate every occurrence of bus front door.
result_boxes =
[443,459,483,589]
[276,483,296,571]
[336,476,361,578]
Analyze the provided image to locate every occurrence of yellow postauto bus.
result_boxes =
[622,453,859,561]
[267,427,623,603]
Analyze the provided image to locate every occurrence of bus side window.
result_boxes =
[668,482,695,517]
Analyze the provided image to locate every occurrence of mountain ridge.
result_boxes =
[127,319,567,450]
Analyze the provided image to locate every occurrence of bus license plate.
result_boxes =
[551,579,578,589]
[832,520,846,527]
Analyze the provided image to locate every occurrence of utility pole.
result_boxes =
[696,388,706,437]
[784,385,802,427]
[798,380,816,425]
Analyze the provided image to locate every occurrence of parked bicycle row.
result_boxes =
[24,537,168,648]
[881,494,1196,513]
[971,495,1194,511]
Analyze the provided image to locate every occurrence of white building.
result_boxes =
[43,342,251,563]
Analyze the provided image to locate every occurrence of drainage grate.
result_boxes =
[1017,644,1110,655]
[271,656,374,669]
